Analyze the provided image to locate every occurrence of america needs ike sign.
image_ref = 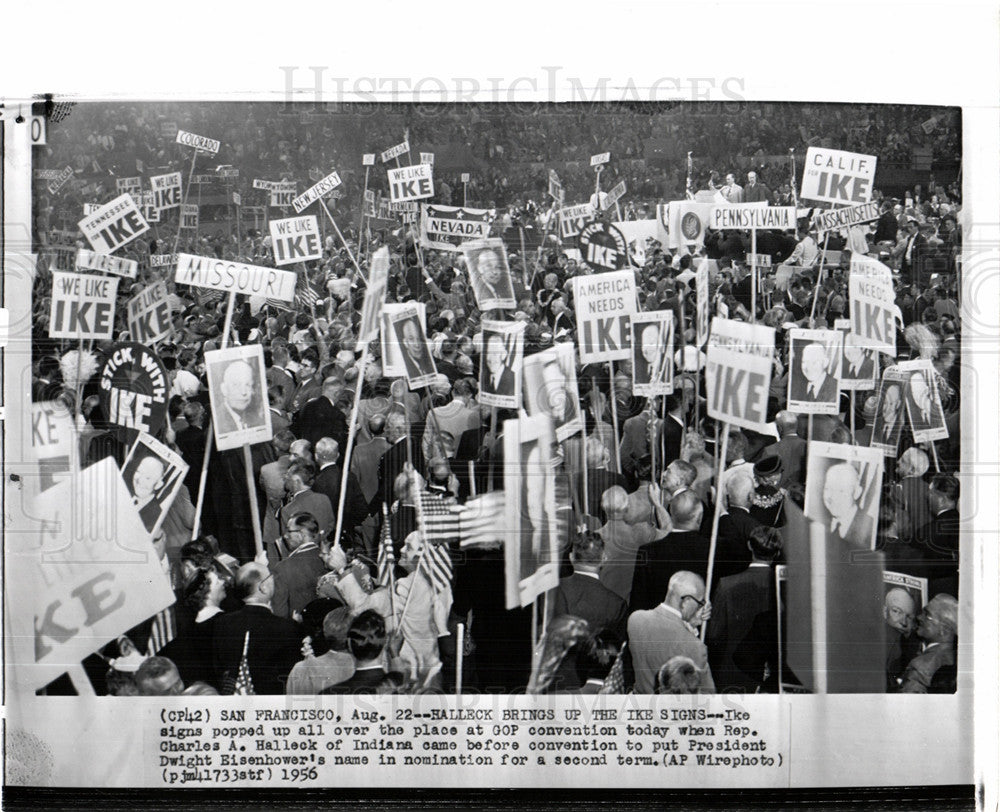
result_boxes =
[572,270,638,363]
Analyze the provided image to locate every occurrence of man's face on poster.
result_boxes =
[843,334,866,367]
[640,324,661,365]
[800,343,828,384]
[133,455,165,499]
[541,360,567,419]
[882,384,902,422]
[478,249,503,286]
[822,463,862,521]
[884,588,917,635]
[909,372,931,411]
[486,335,506,375]
[402,319,426,360]
[221,361,254,412]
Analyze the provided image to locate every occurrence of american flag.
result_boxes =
[415,490,457,595]
[685,151,695,201]
[265,277,319,312]
[232,631,255,695]
[456,492,505,549]
[377,504,396,588]
[146,608,176,656]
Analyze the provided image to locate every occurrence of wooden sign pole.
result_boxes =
[700,425,731,642]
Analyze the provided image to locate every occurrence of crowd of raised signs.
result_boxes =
[30,103,963,698]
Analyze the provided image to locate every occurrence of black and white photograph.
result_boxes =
[380,301,427,377]
[390,304,438,389]
[787,328,843,414]
[503,414,559,610]
[804,441,884,552]
[521,341,583,442]
[899,359,950,443]
[478,319,524,408]
[870,366,911,456]
[835,319,880,391]
[205,343,273,451]
[630,309,675,396]
[120,433,189,537]
[1,17,991,802]
[462,237,516,311]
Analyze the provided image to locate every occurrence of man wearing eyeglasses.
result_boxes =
[898,593,958,693]
[628,570,715,694]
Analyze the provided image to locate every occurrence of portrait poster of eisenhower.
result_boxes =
[631,310,675,397]
[390,305,438,390]
[870,366,911,456]
[898,358,950,443]
[503,414,559,609]
[381,301,427,378]
[479,320,525,409]
[462,237,516,312]
[119,433,189,537]
[787,328,844,415]
[205,343,273,451]
[804,440,884,552]
[521,341,583,442]
[835,319,880,391]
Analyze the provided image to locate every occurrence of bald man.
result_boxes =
[628,570,715,694]
[215,359,265,433]
[790,341,837,403]
[884,587,918,690]
[899,593,958,693]
[822,462,875,550]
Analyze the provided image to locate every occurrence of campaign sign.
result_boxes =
[631,310,675,397]
[849,255,901,357]
[420,204,491,251]
[559,203,596,239]
[420,152,435,165]
[696,258,710,347]
[709,204,796,230]
[269,216,322,266]
[364,189,377,217]
[381,140,410,163]
[253,179,280,191]
[149,172,182,211]
[363,153,376,166]
[127,281,172,345]
[149,254,177,268]
[607,180,627,205]
[548,169,563,201]
[180,204,199,230]
[78,193,150,254]
[590,152,611,166]
[801,147,877,205]
[49,271,119,340]
[175,129,221,154]
[573,270,638,363]
[813,201,881,234]
[7,457,175,692]
[30,400,75,492]
[116,176,142,196]
[98,341,169,442]
[359,247,390,345]
[705,318,775,432]
[388,163,434,203]
[205,344,273,452]
[175,254,297,301]
[460,172,471,183]
[270,188,295,208]
[291,169,342,213]
[75,248,138,279]
[578,221,629,271]
[46,165,74,195]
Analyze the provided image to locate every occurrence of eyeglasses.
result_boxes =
[681,594,706,609]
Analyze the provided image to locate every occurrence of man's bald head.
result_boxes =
[601,486,629,519]
[669,490,703,530]
[368,414,386,437]
[775,410,798,436]
[315,437,340,465]
[726,472,755,509]
[665,570,707,625]
[289,439,313,463]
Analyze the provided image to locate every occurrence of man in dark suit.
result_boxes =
[706,526,782,694]
[313,437,369,544]
[481,333,516,398]
[873,201,899,244]
[211,562,303,694]
[321,610,405,694]
[912,474,960,596]
[841,334,877,383]
[742,171,770,203]
[757,411,806,491]
[715,473,759,586]
[213,358,266,434]
[291,375,349,452]
[270,512,329,620]
[632,323,667,388]
[470,245,515,308]
[899,217,929,283]
[872,381,905,449]
[374,412,425,513]
[630,491,710,613]
[822,462,876,551]
[789,341,837,403]
[657,393,686,468]
[395,317,437,383]
[268,461,335,561]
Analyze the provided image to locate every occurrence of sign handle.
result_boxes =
[331,341,370,548]
[190,291,236,540]
[242,443,264,558]
[66,663,96,696]
[172,147,200,257]
[809,518,829,694]
[929,440,941,472]
[487,408,498,493]
[463,181,468,208]
[700,424,731,641]
[750,228,758,324]
[319,198,369,286]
